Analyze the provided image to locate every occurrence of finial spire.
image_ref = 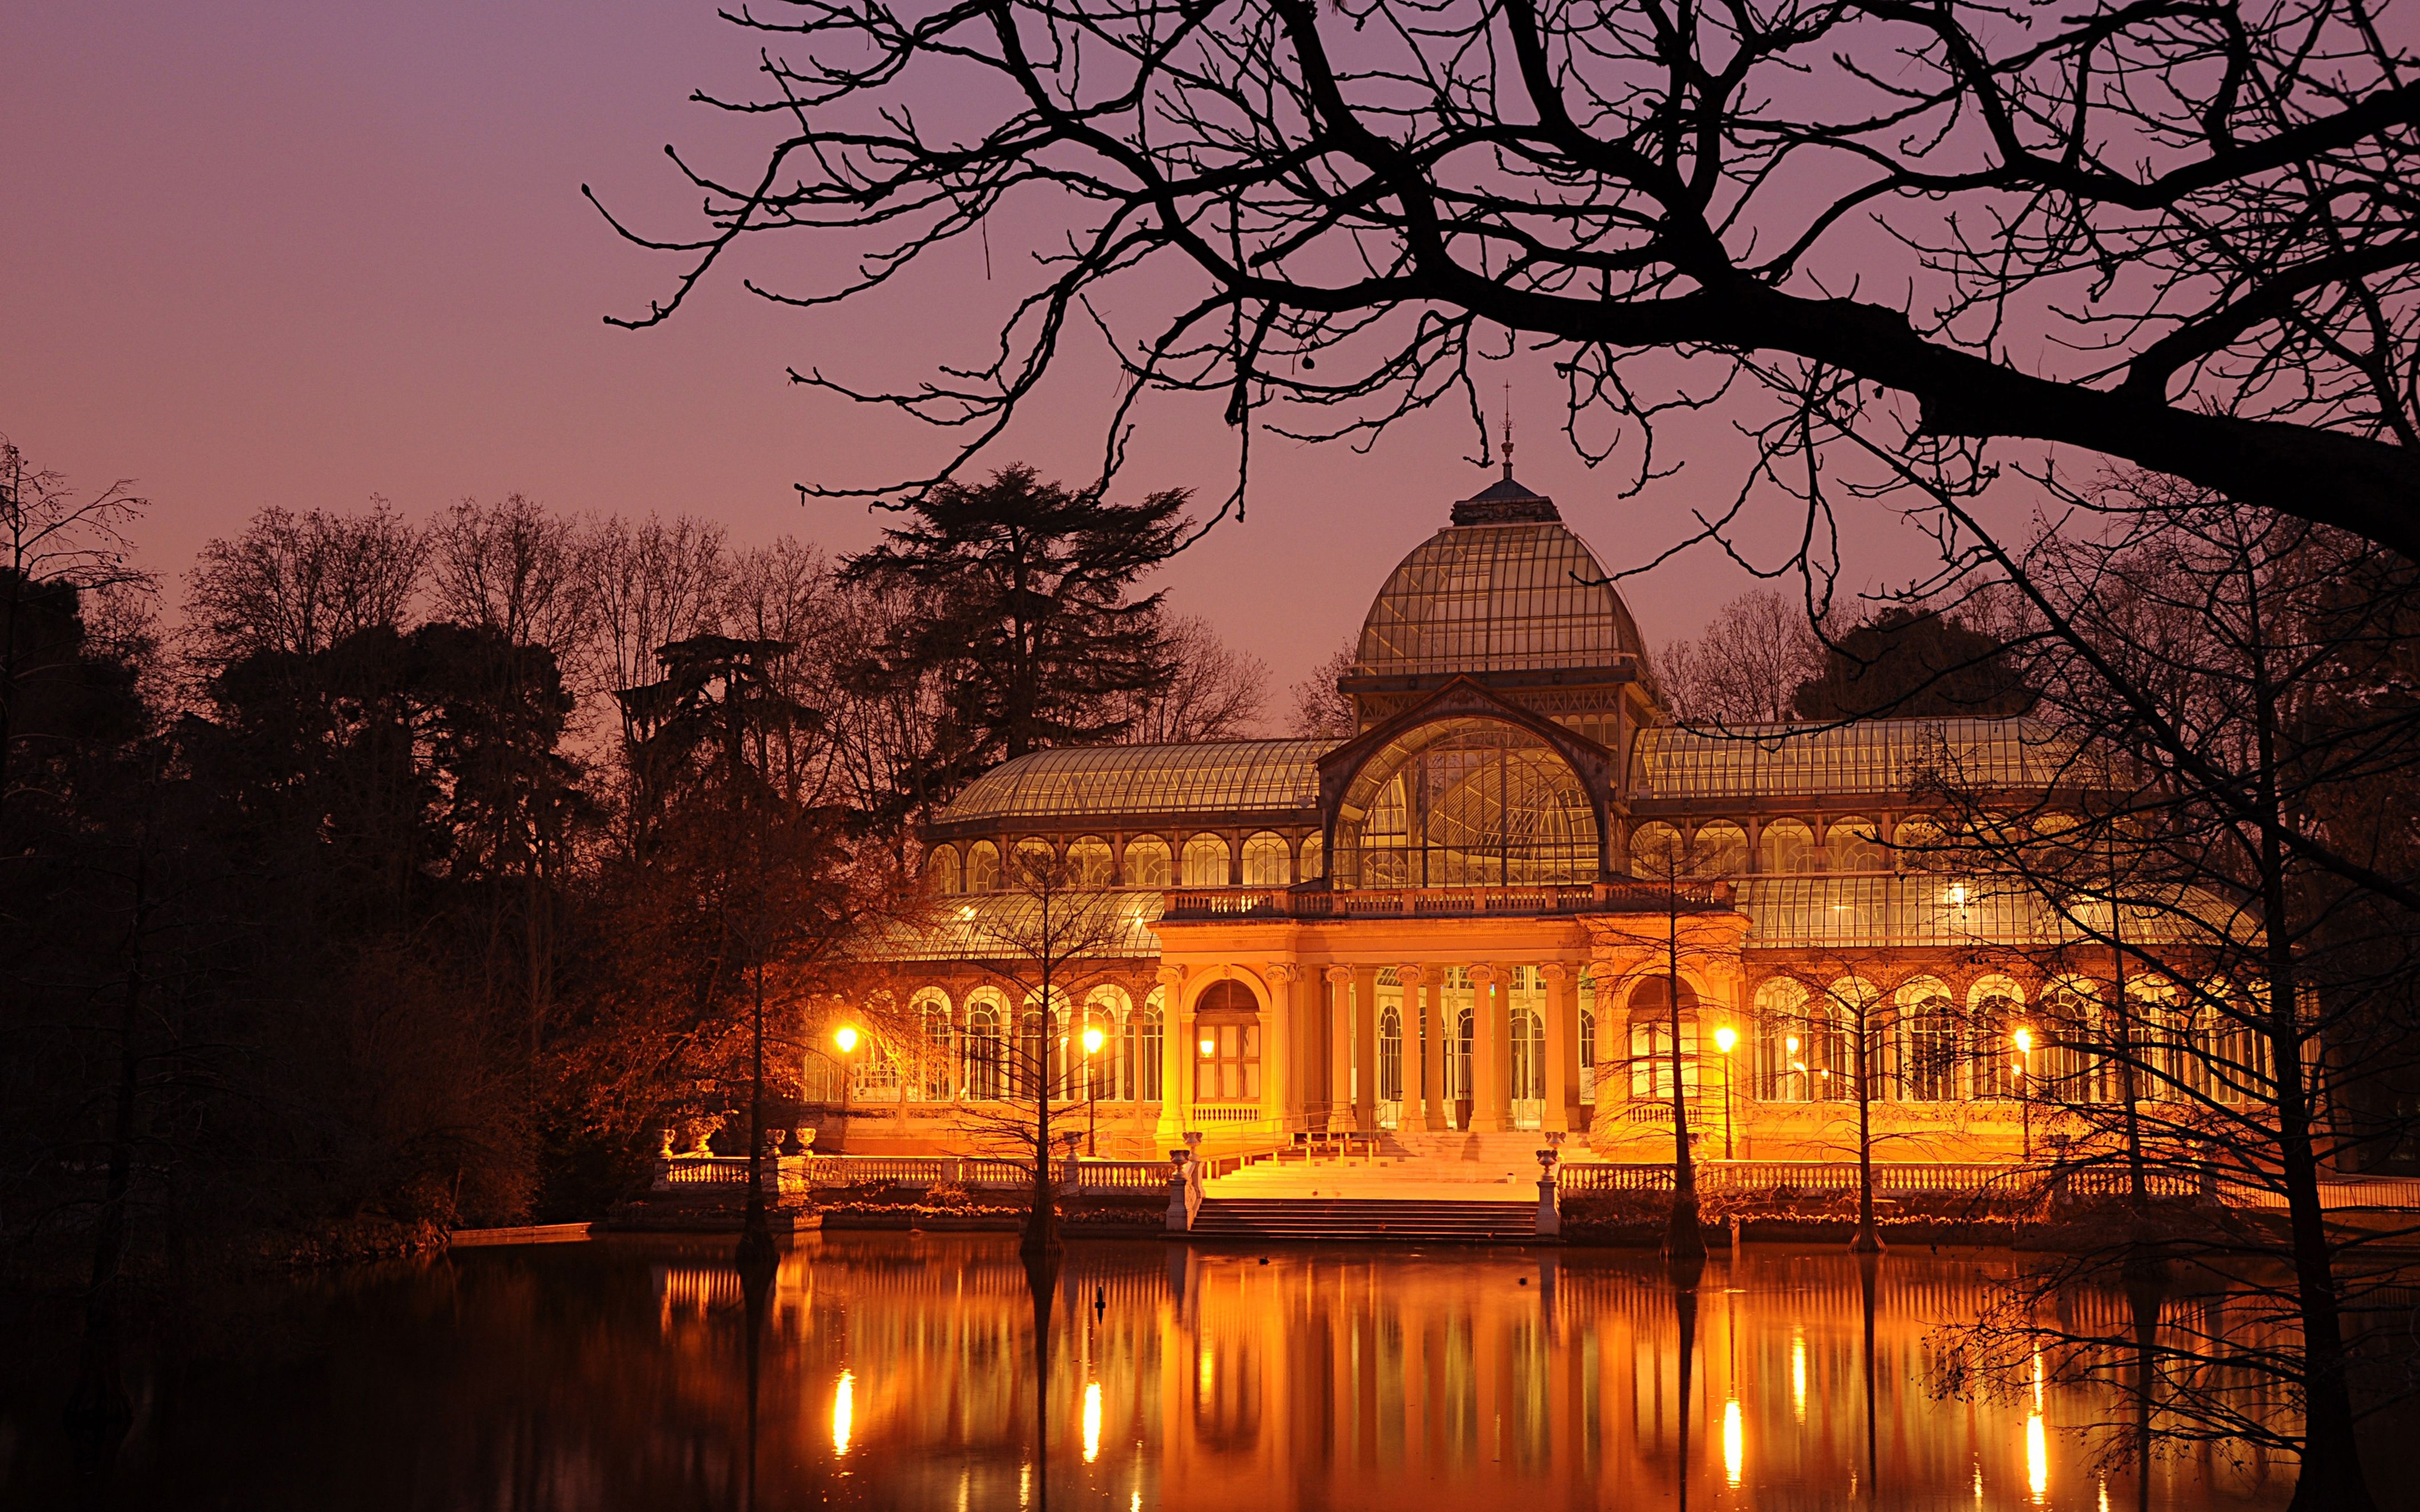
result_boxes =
[1501,382,1515,480]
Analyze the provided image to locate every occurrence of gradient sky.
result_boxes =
[5,2,2029,708]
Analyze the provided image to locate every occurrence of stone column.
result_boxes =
[1325,967,1356,1132]
[1540,962,1579,1133]
[1263,963,1298,1128]
[1155,964,1190,1144]
[1351,965,1379,1130]
[1469,964,1510,1131]
[1400,964,1440,1132]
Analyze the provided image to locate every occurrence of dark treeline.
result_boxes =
[1,444,1264,1312]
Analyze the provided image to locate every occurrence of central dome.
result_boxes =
[1354,473,1645,681]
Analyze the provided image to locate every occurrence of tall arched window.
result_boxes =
[1298,833,1325,881]
[2037,978,2099,1105]
[1900,981,1962,1101]
[1134,993,1165,1102]
[1818,978,1878,1101]
[1891,816,1945,870]
[1122,835,1171,887]
[1753,978,1811,1101]
[1968,980,2024,1099]
[1012,838,1056,888]
[1067,836,1115,888]
[965,840,1001,892]
[963,996,1004,1100]
[1579,969,1598,1103]
[1193,979,1261,1102]
[914,989,954,1100]
[925,846,961,894]
[1760,820,1817,874]
[1181,833,1233,887]
[1241,832,1292,886]
[1084,986,1130,1099]
[1377,1005,1404,1106]
[1017,1005,1052,1100]
[1627,976,1702,1097]
[1509,1004,1545,1127]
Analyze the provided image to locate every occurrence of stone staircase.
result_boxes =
[1186,1128,1550,1242]
[1188,1196,1538,1242]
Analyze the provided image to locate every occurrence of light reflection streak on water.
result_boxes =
[1083,1381,1103,1464]
[831,1370,854,1457]
[1791,1329,1807,1424]
[2027,1413,2048,1504]
[1723,1399,1742,1486]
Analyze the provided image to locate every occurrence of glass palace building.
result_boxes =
[853,469,2142,1161]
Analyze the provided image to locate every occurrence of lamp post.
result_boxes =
[1081,1024,1106,1156]
[1713,1024,1739,1160]
[836,1025,860,1124]
[2012,1026,2034,1162]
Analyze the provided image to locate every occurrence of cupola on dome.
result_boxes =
[1355,469,1644,680]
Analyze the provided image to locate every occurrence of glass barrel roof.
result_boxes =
[936,739,1336,824]
[1739,875,2233,950]
[847,889,1166,962]
[1357,522,1645,678]
[1633,719,2077,800]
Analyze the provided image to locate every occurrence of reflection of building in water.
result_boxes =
[837,461,2247,1165]
[721,1243,2290,1510]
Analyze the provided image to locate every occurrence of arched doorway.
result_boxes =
[1192,979,1263,1107]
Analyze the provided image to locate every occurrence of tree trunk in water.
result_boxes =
[1849,1002,1883,1253]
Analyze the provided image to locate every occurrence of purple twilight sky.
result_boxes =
[4,2,2039,709]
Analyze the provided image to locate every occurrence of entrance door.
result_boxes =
[1509,1005,1545,1129]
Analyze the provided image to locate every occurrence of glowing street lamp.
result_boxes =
[2012,1025,2035,1161]
[1712,1023,1739,1159]
[836,1024,861,1120]
[1081,1023,1107,1155]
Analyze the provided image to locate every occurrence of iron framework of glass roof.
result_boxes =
[1634,719,2079,801]
[935,739,1335,825]
[1357,522,1644,679]
[848,889,1166,963]
[1739,875,2233,950]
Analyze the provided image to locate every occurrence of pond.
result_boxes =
[0,1235,2335,1509]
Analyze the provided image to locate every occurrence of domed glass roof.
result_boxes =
[1356,500,1644,679]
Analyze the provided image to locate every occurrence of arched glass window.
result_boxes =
[925,846,961,894]
[1298,833,1324,881]
[962,997,1004,1100]
[1241,832,1292,886]
[1629,821,1685,877]
[1011,838,1056,888]
[1578,1004,1598,1105]
[914,989,954,1101]
[1193,978,1261,1102]
[1900,981,1962,1101]
[1509,1005,1545,1102]
[1122,835,1171,887]
[1760,820,1817,874]
[1377,1005,1404,1105]
[965,840,1001,892]
[1696,821,1748,876]
[1813,978,1875,1101]
[1753,978,1810,1101]
[1084,986,1130,1100]
[1891,816,1945,870]
[2183,980,2266,1107]
[1333,716,1599,888]
[1826,818,1886,872]
[1447,1005,1475,1110]
[1968,981,2024,1099]
[1017,1006,1052,1101]
[1067,836,1115,888]
[2037,978,2099,1105]
[1134,993,1164,1102]
[1626,976,1702,1097]
[1181,833,1232,887]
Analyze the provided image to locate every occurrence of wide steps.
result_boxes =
[1190,1197,1537,1242]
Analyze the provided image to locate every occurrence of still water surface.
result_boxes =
[5,1235,2301,1510]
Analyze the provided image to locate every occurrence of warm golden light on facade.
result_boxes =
[1199,1038,1216,1057]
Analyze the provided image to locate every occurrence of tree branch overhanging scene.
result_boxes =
[8,0,2420,1507]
